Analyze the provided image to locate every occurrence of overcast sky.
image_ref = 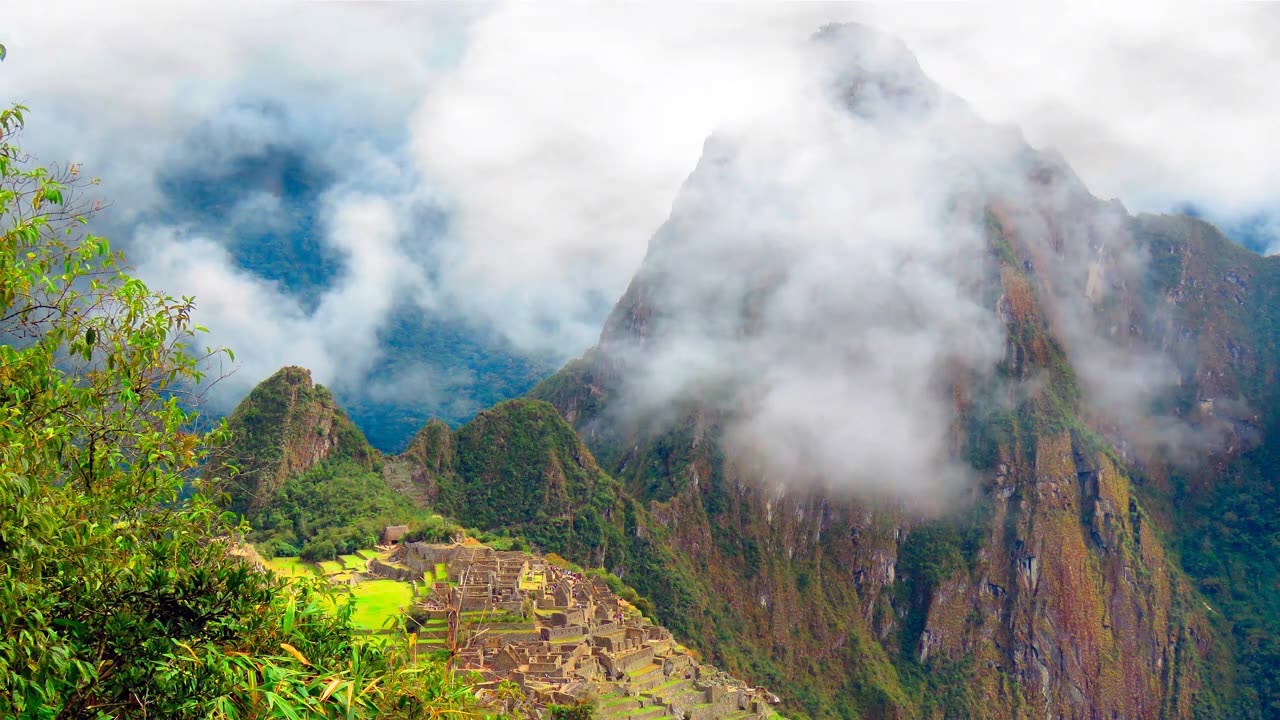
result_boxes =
[3,2,1278,401]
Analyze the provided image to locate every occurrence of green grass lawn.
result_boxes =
[356,548,380,560]
[264,557,317,578]
[318,560,343,576]
[340,554,366,571]
[344,580,415,630]
[433,562,448,581]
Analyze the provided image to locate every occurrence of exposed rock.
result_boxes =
[208,366,377,514]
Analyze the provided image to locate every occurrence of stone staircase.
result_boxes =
[625,662,667,693]
[642,676,720,718]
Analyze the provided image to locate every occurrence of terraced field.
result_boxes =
[346,579,414,630]
[263,548,416,630]
[261,543,785,718]
[264,557,316,578]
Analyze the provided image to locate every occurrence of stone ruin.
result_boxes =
[379,541,783,719]
[381,524,409,545]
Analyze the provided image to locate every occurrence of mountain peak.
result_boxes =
[208,365,377,514]
[810,21,940,119]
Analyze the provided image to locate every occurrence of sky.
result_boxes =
[2,2,1278,415]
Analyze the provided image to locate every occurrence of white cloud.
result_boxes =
[3,2,1278,420]
[134,192,410,406]
[854,4,1280,216]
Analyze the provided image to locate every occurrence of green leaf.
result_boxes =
[264,691,302,720]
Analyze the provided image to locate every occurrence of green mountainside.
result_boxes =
[515,28,1280,720]
[206,366,377,515]
[210,25,1280,720]
[522,159,1280,720]
[216,373,696,616]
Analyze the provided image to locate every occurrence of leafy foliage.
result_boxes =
[548,703,595,720]
[249,459,437,561]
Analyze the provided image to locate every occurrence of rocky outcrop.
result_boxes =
[209,366,377,514]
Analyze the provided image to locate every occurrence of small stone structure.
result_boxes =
[381,524,409,545]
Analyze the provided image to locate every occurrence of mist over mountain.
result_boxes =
[526,21,1280,718]
[5,5,1280,454]
[137,123,556,449]
[201,21,1280,711]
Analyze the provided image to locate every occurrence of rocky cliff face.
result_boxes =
[525,23,1270,719]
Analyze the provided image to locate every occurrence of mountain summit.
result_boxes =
[529,24,1279,718]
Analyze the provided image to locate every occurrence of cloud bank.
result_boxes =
[2,5,1277,466]
[592,24,1133,508]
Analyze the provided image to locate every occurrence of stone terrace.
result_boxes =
[382,542,783,719]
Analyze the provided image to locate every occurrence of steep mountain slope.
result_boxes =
[395,399,701,625]
[206,378,790,717]
[525,22,1279,719]
[207,365,377,514]
[1129,215,1280,718]
[212,376,679,616]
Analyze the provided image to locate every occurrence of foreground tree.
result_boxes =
[0,100,487,718]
